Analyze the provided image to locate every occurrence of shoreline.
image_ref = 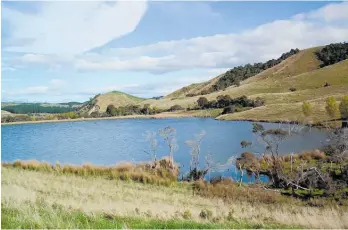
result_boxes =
[1,111,338,127]
[0,112,197,126]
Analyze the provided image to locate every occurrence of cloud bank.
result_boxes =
[2,1,148,54]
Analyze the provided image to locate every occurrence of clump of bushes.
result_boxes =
[168,105,184,112]
[106,104,164,117]
[1,115,32,123]
[315,42,348,68]
[194,95,264,115]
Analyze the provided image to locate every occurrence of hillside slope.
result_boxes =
[79,91,145,114]
[140,46,348,122]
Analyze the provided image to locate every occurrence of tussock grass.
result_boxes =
[2,167,348,229]
[194,179,293,205]
[2,159,178,186]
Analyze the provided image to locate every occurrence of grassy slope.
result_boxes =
[2,167,348,229]
[94,91,145,112]
[166,74,224,99]
[140,47,348,122]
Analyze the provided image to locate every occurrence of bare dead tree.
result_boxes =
[158,126,178,167]
[143,131,159,167]
[185,130,206,171]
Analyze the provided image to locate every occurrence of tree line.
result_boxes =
[187,48,300,97]
[1,103,78,114]
[195,95,264,114]
[315,42,348,68]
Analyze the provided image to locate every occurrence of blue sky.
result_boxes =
[1,1,348,102]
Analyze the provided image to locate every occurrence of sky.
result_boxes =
[1,1,348,103]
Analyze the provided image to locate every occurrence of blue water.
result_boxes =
[1,118,328,180]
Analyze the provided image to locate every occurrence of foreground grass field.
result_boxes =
[2,167,348,229]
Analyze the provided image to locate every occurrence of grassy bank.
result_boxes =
[2,167,348,229]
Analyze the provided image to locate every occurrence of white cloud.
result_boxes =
[74,2,348,73]
[297,2,348,22]
[4,2,348,75]
[4,78,66,96]
[3,1,148,54]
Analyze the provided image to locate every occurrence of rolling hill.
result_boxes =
[79,91,146,114]
[80,43,348,122]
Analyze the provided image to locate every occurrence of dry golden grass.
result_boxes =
[95,91,145,112]
[2,167,348,229]
[2,159,178,186]
[217,100,332,123]
[136,48,348,122]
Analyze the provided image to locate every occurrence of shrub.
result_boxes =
[222,105,236,115]
[182,210,192,219]
[339,95,348,119]
[325,97,339,118]
[199,208,213,220]
[302,101,313,117]
[168,105,184,111]
[197,97,209,109]
[299,151,326,161]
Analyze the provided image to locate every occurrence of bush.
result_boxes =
[222,105,236,115]
[197,97,209,109]
[339,95,348,119]
[315,42,348,68]
[168,105,184,112]
[182,210,192,219]
[199,208,213,220]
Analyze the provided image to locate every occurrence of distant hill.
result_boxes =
[1,102,84,114]
[78,91,146,114]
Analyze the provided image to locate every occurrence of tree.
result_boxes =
[141,104,151,115]
[302,101,313,117]
[106,104,117,116]
[325,97,339,119]
[217,95,232,107]
[158,126,178,167]
[197,97,208,109]
[185,131,206,172]
[143,131,158,167]
[339,95,348,119]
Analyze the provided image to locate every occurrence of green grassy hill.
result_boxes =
[81,44,347,122]
[139,45,348,122]
[82,91,146,113]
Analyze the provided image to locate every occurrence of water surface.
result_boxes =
[2,118,328,179]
